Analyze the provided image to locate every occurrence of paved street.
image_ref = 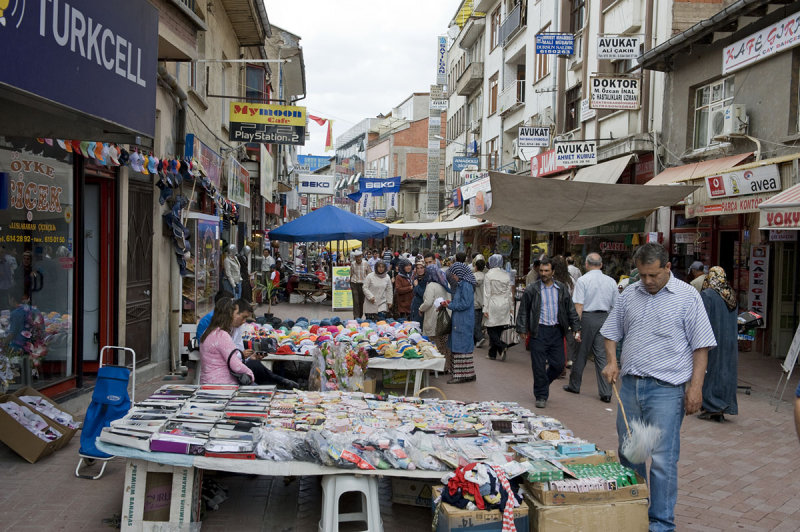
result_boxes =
[1,301,799,531]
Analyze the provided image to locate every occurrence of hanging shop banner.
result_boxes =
[332,266,353,310]
[468,190,492,216]
[436,36,448,85]
[748,245,769,326]
[579,219,646,236]
[687,194,770,218]
[452,156,480,172]
[531,149,574,177]
[535,33,575,55]
[430,99,449,110]
[597,35,642,60]
[185,134,223,189]
[704,165,781,199]
[518,127,550,148]
[461,176,491,200]
[360,176,401,196]
[580,98,596,122]
[555,141,597,167]
[0,0,159,138]
[770,230,798,241]
[497,226,514,256]
[723,10,800,74]
[226,156,250,207]
[260,145,274,200]
[228,102,306,145]
[589,76,641,110]
[452,187,463,207]
[297,155,331,173]
[463,171,489,185]
[297,174,335,195]
[531,242,549,257]
[600,241,629,252]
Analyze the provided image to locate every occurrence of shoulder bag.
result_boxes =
[227,349,253,386]
[436,307,452,336]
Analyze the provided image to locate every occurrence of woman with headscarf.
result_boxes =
[419,265,452,371]
[472,254,487,347]
[441,263,477,383]
[483,254,514,361]
[223,244,243,299]
[393,259,414,320]
[410,261,428,324]
[362,260,393,321]
[699,266,739,421]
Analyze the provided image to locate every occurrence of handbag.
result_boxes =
[501,311,520,346]
[227,350,253,386]
[436,307,452,336]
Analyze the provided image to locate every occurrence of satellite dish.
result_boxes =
[447,25,460,39]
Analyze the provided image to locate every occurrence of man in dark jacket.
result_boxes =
[516,256,581,408]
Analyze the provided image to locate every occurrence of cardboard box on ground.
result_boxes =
[13,385,79,449]
[432,485,529,532]
[525,495,649,532]
[391,477,436,507]
[0,395,63,463]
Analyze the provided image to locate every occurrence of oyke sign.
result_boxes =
[555,141,597,166]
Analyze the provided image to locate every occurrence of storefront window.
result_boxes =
[0,137,75,391]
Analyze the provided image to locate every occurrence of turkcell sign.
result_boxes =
[597,35,642,60]
[705,165,781,198]
[555,141,597,166]
[590,76,640,110]
[535,33,575,55]
[436,36,448,85]
[0,0,159,137]
[297,174,335,196]
[518,126,550,148]
[229,102,306,145]
[453,156,480,172]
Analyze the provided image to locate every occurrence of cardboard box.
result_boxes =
[13,386,78,449]
[392,477,436,507]
[363,376,376,394]
[0,395,61,463]
[526,451,648,506]
[435,499,529,532]
[526,494,649,531]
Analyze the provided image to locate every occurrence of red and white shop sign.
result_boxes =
[600,241,628,252]
[760,208,800,229]
[748,245,769,327]
[704,165,780,199]
[531,149,574,178]
[686,195,767,218]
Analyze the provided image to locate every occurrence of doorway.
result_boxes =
[771,242,799,358]
[718,230,738,281]
[125,178,153,364]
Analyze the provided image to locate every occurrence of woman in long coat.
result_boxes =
[418,265,452,371]
[362,261,393,321]
[483,254,513,360]
[393,259,414,320]
[443,263,476,383]
[699,266,739,421]
[410,261,427,324]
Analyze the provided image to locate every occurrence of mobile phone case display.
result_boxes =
[181,214,220,326]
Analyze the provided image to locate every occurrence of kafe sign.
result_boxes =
[555,141,597,166]
[597,35,642,60]
[297,174,335,195]
[590,76,640,110]
[705,165,780,198]
[748,245,769,326]
[0,0,159,137]
[518,126,550,148]
[723,10,800,74]
[531,149,574,177]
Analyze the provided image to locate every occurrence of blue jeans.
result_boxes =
[617,374,685,532]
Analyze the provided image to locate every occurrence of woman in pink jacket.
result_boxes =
[199,298,255,384]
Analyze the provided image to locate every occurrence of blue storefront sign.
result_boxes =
[535,33,575,55]
[452,156,480,172]
[452,188,463,208]
[0,0,159,137]
[297,155,331,173]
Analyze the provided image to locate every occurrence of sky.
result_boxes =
[265,0,457,156]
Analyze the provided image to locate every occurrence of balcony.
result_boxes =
[499,3,524,47]
[603,0,642,35]
[499,80,525,116]
[459,17,486,50]
[474,0,496,12]
[456,61,484,96]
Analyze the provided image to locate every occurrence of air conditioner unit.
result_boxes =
[470,119,481,133]
[707,102,727,143]
[722,104,748,136]
[511,138,520,159]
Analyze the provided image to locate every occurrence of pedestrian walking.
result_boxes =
[349,250,371,320]
[362,260,393,321]
[699,266,739,421]
[419,265,452,372]
[472,256,486,348]
[410,261,427,324]
[567,255,583,283]
[688,260,706,292]
[516,257,580,408]
[483,254,513,360]
[564,252,618,402]
[260,248,275,284]
[223,245,243,299]
[393,259,414,320]
[600,243,716,532]
[553,255,578,371]
[443,263,477,383]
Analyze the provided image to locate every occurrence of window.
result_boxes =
[489,73,499,115]
[693,77,734,149]
[487,137,499,170]
[565,84,582,132]
[246,65,266,102]
[534,25,550,83]
[490,7,501,49]
[570,0,585,33]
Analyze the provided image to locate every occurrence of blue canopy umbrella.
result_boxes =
[268,205,388,242]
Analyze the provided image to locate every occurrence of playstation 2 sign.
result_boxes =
[229,102,306,145]
[297,174,335,195]
[0,0,159,137]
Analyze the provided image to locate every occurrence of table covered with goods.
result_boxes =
[95,384,651,531]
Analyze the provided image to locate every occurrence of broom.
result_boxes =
[612,382,662,464]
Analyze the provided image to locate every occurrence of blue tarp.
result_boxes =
[268,205,388,242]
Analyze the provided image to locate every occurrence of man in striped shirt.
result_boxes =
[600,243,716,532]
[516,257,581,408]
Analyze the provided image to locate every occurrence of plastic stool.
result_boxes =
[318,474,383,532]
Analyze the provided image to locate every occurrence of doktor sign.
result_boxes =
[590,76,640,110]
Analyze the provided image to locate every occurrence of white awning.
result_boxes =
[759,182,800,230]
[481,171,697,232]
[572,155,633,184]
[386,215,489,236]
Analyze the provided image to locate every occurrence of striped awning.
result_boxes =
[759,183,800,230]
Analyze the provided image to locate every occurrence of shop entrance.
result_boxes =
[125,178,153,364]
[771,242,799,358]
[718,230,739,281]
